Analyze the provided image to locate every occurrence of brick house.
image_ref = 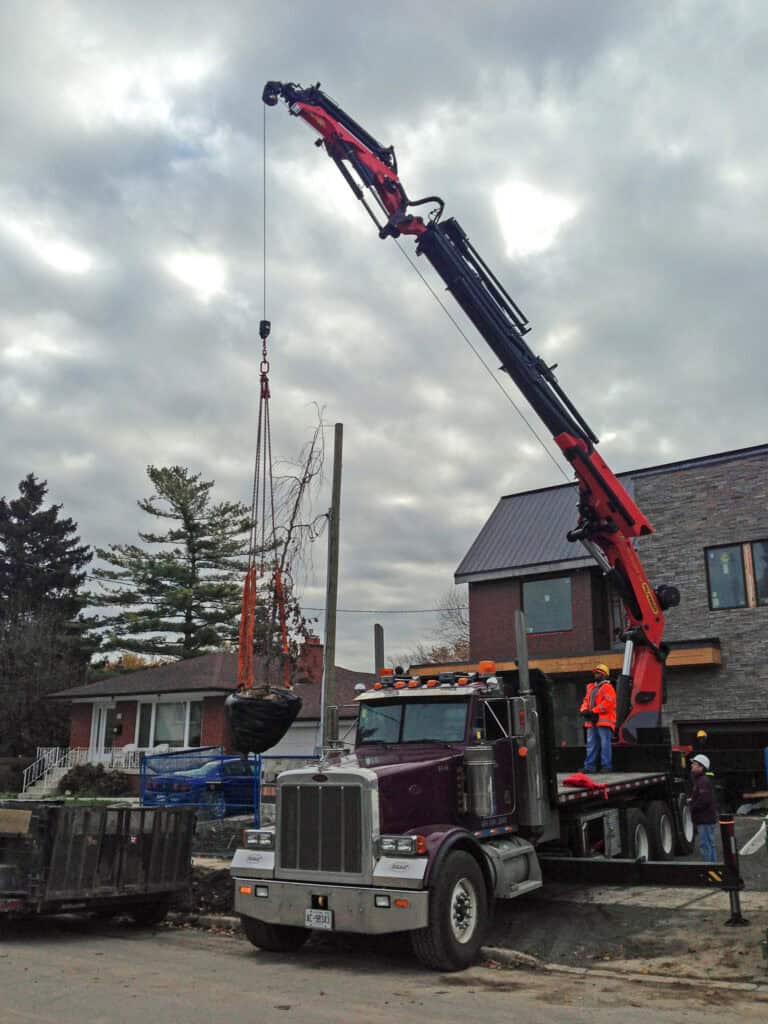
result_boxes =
[438,443,768,750]
[39,638,373,794]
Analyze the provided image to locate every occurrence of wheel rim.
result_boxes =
[634,824,649,861]
[679,797,695,842]
[449,876,478,945]
[660,813,674,853]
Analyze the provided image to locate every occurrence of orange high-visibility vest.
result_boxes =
[580,681,617,729]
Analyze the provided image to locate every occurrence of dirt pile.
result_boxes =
[190,865,234,914]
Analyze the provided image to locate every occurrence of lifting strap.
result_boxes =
[237,321,291,691]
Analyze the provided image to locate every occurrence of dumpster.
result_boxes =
[0,800,195,924]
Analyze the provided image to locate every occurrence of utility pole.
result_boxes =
[320,422,343,753]
[374,623,384,674]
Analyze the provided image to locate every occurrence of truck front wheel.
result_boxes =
[411,851,489,972]
[241,916,309,953]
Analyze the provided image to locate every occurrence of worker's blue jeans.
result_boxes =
[584,726,613,772]
[697,823,717,863]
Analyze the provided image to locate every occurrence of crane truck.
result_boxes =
[231,81,741,972]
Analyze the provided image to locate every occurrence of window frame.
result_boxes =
[521,575,574,635]
[704,543,749,611]
[133,698,204,749]
[750,539,768,606]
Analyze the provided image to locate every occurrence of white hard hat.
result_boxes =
[691,753,710,770]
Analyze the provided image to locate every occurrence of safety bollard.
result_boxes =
[719,816,749,926]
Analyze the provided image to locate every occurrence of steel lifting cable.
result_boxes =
[237,105,291,692]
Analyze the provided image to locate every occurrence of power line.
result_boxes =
[393,237,573,485]
[85,575,462,616]
[303,605,467,615]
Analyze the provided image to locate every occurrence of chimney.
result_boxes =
[298,634,324,684]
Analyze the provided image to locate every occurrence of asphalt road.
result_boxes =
[1,917,767,1024]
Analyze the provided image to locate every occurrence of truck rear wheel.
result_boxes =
[674,792,695,854]
[410,851,489,972]
[241,916,309,953]
[623,808,650,861]
[645,800,675,861]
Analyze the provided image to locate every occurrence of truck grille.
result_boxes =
[279,783,363,874]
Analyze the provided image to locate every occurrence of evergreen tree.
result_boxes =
[0,474,93,754]
[0,474,92,621]
[90,466,251,659]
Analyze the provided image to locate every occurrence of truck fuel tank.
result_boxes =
[463,745,497,819]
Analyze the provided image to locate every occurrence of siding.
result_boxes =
[634,451,768,724]
[469,569,599,661]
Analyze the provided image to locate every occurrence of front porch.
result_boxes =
[23,746,149,797]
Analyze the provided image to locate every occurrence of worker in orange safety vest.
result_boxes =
[580,663,617,773]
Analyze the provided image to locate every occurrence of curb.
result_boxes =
[168,912,241,932]
[481,945,768,993]
[167,917,768,993]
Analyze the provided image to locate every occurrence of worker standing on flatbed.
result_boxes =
[581,664,617,774]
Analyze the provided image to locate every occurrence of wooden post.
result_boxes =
[320,423,343,752]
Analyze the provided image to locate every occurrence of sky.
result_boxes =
[1,1,766,671]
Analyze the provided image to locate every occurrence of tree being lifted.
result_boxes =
[225,321,321,753]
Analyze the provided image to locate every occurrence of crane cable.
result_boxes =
[237,104,291,692]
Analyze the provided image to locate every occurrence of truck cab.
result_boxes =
[231,665,553,970]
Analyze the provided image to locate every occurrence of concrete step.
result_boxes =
[24,766,70,797]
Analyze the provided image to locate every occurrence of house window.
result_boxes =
[752,541,768,605]
[705,545,747,609]
[522,577,573,633]
[134,700,204,748]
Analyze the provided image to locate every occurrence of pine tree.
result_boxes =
[0,474,92,621]
[90,466,251,659]
[0,474,93,754]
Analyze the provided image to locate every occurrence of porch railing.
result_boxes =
[22,746,146,793]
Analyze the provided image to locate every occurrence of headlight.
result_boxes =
[378,835,427,856]
[243,829,275,850]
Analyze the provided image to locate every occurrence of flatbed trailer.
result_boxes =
[556,771,670,804]
[0,800,195,924]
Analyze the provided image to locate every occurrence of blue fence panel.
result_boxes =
[141,747,261,824]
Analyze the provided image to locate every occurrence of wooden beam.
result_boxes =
[414,643,721,677]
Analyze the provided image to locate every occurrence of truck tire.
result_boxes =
[674,792,695,855]
[129,899,170,927]
[410,851,489,972]
[241,916,309,953]
[623,807,650,861]
[645,800,675,861]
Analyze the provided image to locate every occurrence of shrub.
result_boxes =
[57,763,133,797]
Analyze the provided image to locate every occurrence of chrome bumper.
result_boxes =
[233,877,429,934]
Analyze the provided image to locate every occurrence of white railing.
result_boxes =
[22,746,146,793]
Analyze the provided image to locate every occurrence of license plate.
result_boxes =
[304,908,333,931]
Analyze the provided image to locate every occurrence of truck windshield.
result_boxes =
[358,699,467,745]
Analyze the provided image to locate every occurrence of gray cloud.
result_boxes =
[0,1,765,668]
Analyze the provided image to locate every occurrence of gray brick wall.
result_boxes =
[634,450,768,726]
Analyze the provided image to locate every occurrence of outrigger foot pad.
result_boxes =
[225,689,302,754]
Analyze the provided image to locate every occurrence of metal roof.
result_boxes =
[455,484,585,582]
[455,442,768,582]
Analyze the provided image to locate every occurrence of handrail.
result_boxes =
[21,746,146,792]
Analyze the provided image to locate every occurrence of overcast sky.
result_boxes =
[2,1,766,670]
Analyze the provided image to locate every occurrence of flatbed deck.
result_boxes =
[557,770,668,805]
